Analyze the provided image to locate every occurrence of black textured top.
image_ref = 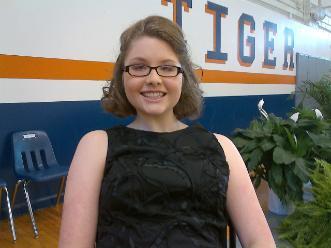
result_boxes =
[96,125,230,247]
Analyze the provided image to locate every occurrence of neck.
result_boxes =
[128,113,187,132]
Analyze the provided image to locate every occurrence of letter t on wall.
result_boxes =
[161,0,192,28]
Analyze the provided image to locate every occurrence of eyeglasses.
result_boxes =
[123,64,183,77]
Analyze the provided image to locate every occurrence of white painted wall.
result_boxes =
[1,0,330,102]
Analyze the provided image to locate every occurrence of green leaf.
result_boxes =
[262,121,273,134]
[297,119,318,129]
[285,169,301,191]
[250,119,263,131]
[278,160,331,247]
[284,127,297,150]
[241,140,259,153]
[239,129,257,139]
[313,147,331,163]
[245,129,267,138]
[295,136,312,157]
[241,153,250,163]
[259,139,275,151]
[232,136,249,149]
[273,147,296,165]
[307,132,331,149]
[270,164,283,186]
[272,134,287,147]
[233,128,253,138]
[247,148,263,170]
[293,158,310,182]
[268,169,286,202]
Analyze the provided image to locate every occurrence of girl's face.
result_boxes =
[123,36,183,119]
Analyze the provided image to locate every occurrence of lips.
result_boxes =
[140,91,166,99]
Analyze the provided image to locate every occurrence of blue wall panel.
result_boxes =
[199,94,293,135]
[0,94,293,217]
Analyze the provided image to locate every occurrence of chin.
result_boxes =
[143,111,168,116]
[139,107,173,117]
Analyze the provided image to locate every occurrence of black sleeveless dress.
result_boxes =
[96,125,230,247]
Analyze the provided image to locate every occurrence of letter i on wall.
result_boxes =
[205,1,228,64]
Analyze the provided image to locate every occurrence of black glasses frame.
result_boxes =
[123,65,183,77]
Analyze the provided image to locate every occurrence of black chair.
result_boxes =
[0,178,16,241]
[11,130,68,238]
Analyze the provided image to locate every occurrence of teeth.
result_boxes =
[141,92,165,97]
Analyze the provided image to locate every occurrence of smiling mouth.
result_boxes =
[140,92,166,98]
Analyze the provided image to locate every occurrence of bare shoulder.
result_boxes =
[76,130,108,156]
[65,129,108,202]
[78,130,108,147]
[68,130,108,174]
[213,133,233,146]
[212,132,246,174]
[213,133,239,158]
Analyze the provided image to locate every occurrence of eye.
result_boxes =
[130,64,148,71]
[159,65,177,73]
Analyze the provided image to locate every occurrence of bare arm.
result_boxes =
[59,130,108,248]
[215,134,276,248]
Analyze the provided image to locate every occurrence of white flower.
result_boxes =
[290,112,299,122]
[314,109,324,119]
[293,134,297,147]
[258,99,264,110]
[257,99,268,119]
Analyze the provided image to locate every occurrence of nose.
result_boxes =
[146,67,162,86]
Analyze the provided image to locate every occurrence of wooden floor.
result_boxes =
[0,206,62,248]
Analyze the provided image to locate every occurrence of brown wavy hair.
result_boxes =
[101,15,203,119]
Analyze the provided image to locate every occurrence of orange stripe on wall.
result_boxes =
[0,54,295,84]
[201,69,295,84]
[0,54,114,80]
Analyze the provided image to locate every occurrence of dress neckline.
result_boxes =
[119,124,194,135]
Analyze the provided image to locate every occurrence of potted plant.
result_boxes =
[299,74,331,119]
[232,100,331,212]
[278,159,331,247]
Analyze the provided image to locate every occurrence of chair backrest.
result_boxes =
[12,130,58,174]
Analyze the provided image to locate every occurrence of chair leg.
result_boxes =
[56,176,66,206]
[4,187,17,242]
[11,180,22,208]
[22,181,39,238]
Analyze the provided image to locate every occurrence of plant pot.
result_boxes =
[268,189,294,215]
